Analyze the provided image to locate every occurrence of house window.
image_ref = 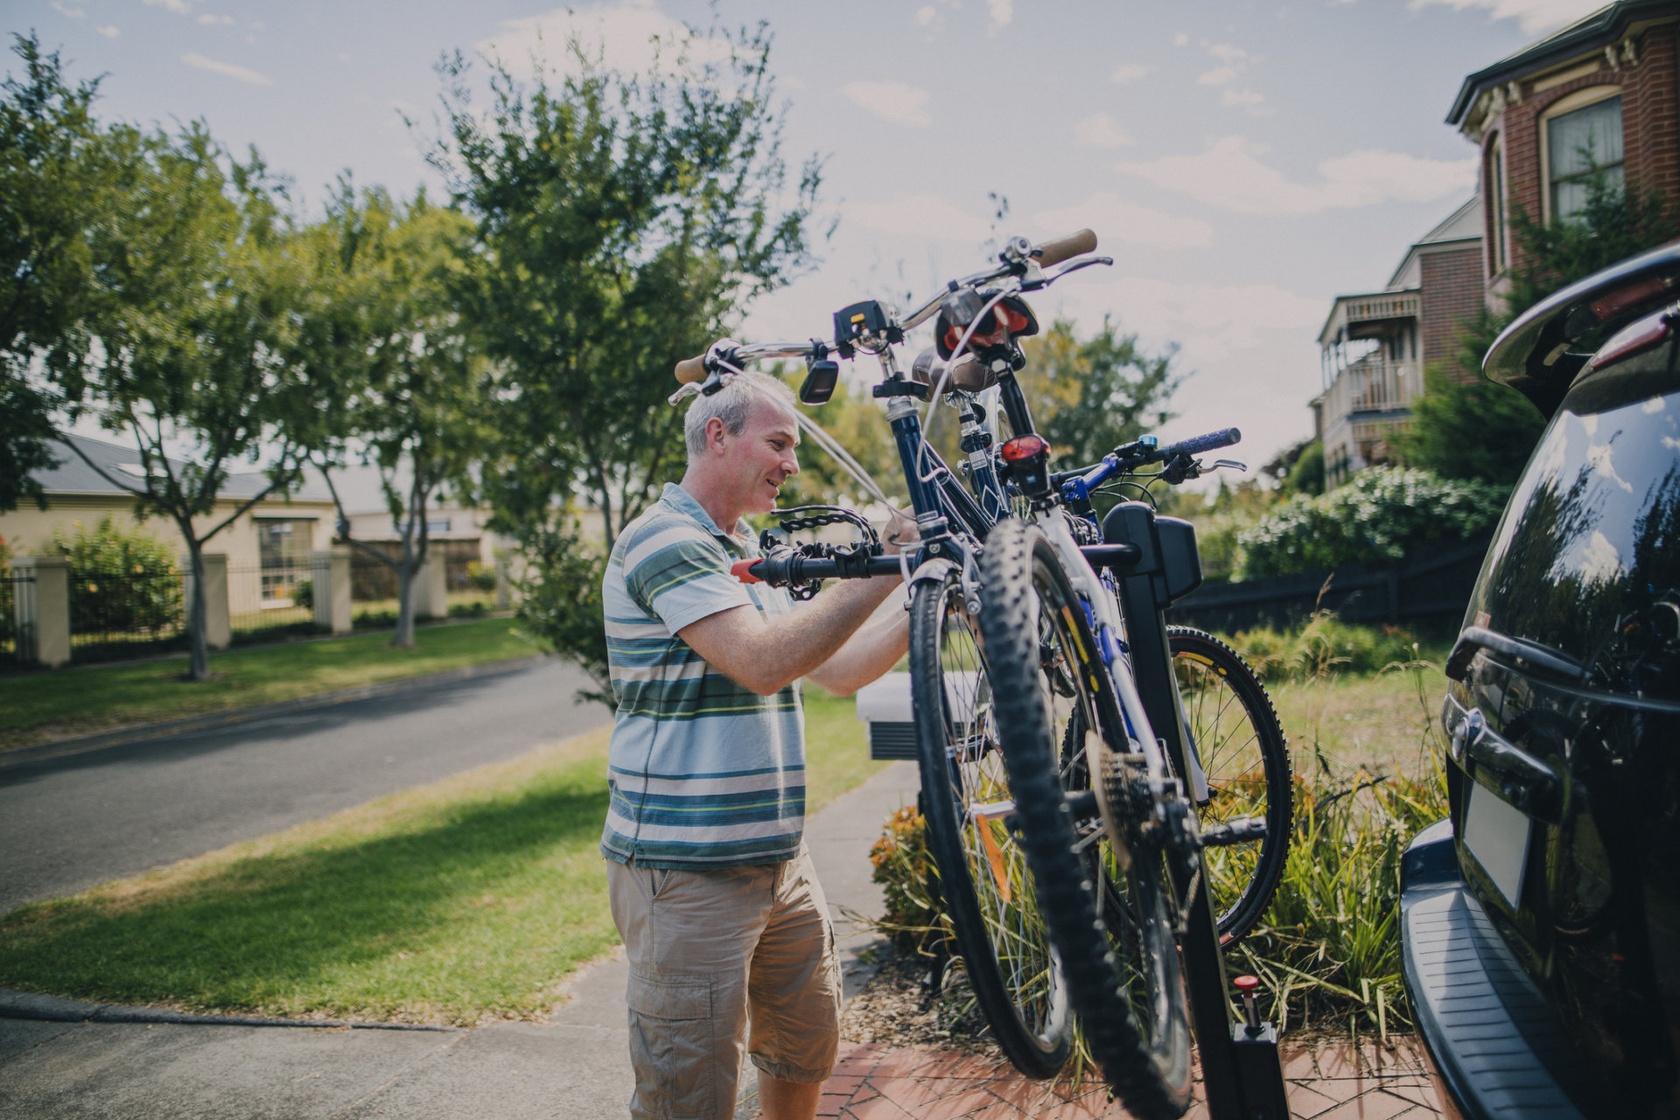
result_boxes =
[1488,135,1509,274]
[256,518,313,603]
[1544,91,1624,223]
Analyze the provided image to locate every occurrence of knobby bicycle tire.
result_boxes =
[977,519,1193,1119]
[1168,626,1292,945]
[909,569,1072,1079]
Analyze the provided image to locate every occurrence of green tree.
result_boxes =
[57,122,322,680]
[305,183,488,648]
[1398,172,1679,484]
[427,25,822,704]
[0,34,110,513]
[1017,316,1183,473]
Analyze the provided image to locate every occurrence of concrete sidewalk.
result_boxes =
[0,761,923,1120]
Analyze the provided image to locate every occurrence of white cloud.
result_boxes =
[144,0,191,13]
[1053,274,1324,361]
[95,24,118,37]
[1407,0,1608,35]
[1074,112,1134,149]
[1206,43,1250,63]
[1199,66,1240,86]
[1172,32,1189,47]
[50,1,84,18]
[989,0,1013,30]
[844,194,990,243]
[841,82,932,128]
[479,3,732,83]
[180,52,273,87]
[1111,64,1150,85]
[1222,89,1267,110]
[1114,136,1475,215]
[916,5,937,26]
[1572,530,1623,583]
[1032,192,1213,249]
[197,13,234,25]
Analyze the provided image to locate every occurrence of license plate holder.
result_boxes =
[1462,778,1531,908]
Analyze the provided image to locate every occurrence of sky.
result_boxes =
[7,0,1614,478]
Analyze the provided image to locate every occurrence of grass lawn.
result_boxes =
[0,684,887,1024]
[0,618,549,752]
[1269,659,1449,782]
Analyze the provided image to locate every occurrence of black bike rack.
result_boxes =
[1102,501,1292,1120]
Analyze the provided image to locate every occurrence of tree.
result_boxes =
[0,34,109,513]
[1016,315,1183,512]
[58,122,321,680]
[1397,172,1679,484]
[304,182,487,647]
[426,24,822,704]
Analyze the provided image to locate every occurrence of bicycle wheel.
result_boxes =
[978,519,1193,1119]
[1168,626,1292,945]
[909,568,1072,1079]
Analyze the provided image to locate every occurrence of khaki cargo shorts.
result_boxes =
[606,846,841,1120]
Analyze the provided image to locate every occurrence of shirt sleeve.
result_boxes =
[622,524,754,636]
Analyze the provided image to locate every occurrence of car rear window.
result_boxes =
[1469,358,1680,700]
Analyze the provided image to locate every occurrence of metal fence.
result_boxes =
[227,558,328,641]
[66,566,187,663]
[1,570,35,668]
[1168,534,1493,638]
[350,540,493,610]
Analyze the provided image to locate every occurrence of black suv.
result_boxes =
[1401,243,1680,1120]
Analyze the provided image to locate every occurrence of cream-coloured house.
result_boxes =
[1,432,337,615]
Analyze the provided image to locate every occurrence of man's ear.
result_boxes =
[705,416,729,456]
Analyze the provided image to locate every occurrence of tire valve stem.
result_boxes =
[1234,974,1263,1034]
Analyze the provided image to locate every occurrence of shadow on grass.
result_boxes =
[0,766,613,1022]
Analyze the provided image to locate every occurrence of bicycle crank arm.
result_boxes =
[1199,816,1267,847]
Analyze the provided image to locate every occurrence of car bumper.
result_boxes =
[1399,818,1589,1120]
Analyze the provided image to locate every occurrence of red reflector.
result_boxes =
[1593,311,1674,371]
[1001,434,1049,462]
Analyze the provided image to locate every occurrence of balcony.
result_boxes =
[1321,359,1422,426]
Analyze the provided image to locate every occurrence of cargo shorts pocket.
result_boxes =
[625,972,718,1119]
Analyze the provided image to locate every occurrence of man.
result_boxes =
[600,370,909,1119]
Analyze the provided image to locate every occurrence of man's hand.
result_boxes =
[880,508,919,555]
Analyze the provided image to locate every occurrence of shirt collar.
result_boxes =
[661,482,754,553]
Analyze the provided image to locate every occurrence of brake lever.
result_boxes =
[1023,255,1114,292]
[1208,459,1247,473]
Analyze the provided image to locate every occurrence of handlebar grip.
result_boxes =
[674,353,709,384]
[1165,427,1241,457]
[1033,229,1098,268]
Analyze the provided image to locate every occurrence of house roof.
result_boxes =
[1446,0,1679,128]
[36,433,333,504]
[1386,195,1483,289]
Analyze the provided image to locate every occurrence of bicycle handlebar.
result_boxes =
[731,551,905,587]
[1033,228,1097,268]
[1160,427,1240,459]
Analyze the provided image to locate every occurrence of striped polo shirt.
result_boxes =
[599,482,805,869]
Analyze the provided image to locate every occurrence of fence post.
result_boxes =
[312,548,353,635]
[413,553,449,621]
[12,556,71,668]
[183,552,232,650]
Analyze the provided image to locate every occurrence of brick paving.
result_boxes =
[810,1036,1447,1119]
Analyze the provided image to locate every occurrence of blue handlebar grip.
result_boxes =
[1169,427,1240,456]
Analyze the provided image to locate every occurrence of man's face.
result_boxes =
[722,397,800,515]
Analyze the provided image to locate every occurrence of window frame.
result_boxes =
[1539,86,1625,226]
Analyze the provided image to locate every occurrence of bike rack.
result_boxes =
[1105,502,1291,1120]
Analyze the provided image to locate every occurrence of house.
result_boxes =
[1313,0,1679,489]
[1314,198,1485,488]
[1448,0,1679,291]
[0,432,337,615]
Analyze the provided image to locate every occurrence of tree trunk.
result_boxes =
[183,537,210,681]
[392,560,417,648]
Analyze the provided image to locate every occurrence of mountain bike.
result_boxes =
[674,230,1292,1118]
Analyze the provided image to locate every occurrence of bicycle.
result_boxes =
[674,230,1292,1117]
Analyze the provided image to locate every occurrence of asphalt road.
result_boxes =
[0,658,611,917]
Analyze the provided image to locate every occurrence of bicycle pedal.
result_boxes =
[1200,816,1267,847]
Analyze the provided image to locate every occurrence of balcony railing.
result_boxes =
[1321,360,1421,425]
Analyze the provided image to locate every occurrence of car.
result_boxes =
[1400,242,1680,1120]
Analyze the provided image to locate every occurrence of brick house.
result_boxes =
[1314,0,1679,488]
[1448,0,1679,291]
[1314,198,1485,487]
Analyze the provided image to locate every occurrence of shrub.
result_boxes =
[1237,466,1507,579]
[51,517,184,636]
[867,805,945,955]
[292,578,313,611]
[1232,613,1423,683]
